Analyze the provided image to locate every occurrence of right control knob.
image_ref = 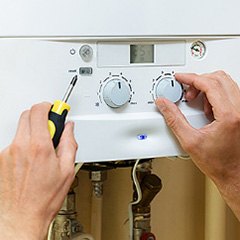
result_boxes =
[155,76,183,103]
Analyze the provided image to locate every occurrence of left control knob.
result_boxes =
[103,79,131,108]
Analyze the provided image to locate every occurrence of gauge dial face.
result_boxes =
[190,41,206,59]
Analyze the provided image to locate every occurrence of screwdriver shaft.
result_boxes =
[62,75,78,103]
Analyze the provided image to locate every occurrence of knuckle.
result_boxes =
[9,140,23,157]
[30,102,51,114]
[191,74,209,92]
[191,74,199,84]
[20,110,30,118]
[227,74,232,80]
[209,78,221,89]
[188,72,198,79]
[30,103,42,114]
[65,136,78,151]
[214,70,227,78]
[227,112,240,128]
[0,148,9,160]
[0,151,3,160]
[233,80,239,89]
[73,139,78,151]
[41,101,52,109]
[211,71,230,85]
[191,73,199,78]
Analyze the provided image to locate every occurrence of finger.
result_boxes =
[155,97,198,147]
[14,110,31,142]
[210,71,239,99]
[56,121,78,169]
[30,102,52,141]
[175,73,210,91]
[226,75,240,110]
[185,85,200,100]
[183,71,240,105]
[175,73,235,119]
[220,73,240,108]
[176,72,228,97]
[203,93,213,116]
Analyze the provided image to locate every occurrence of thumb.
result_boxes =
[56,121,78,169]
[155,98,197,147]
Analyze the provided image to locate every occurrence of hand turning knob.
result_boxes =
[103,79,131,108]
[155,76,183,103]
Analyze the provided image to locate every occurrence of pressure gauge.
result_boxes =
[190,41,206,59]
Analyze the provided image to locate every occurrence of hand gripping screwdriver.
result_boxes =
[48,75,78,148]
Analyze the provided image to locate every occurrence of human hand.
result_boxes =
[0,102,78,240]
[155,71,240,221]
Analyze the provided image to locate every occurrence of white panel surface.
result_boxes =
[0,37,240,162]
[156,41,185,65]
[0,0,240,36]
[71,112,208,162]
[97,43,129,67]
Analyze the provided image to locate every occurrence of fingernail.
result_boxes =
[155,100,166,112]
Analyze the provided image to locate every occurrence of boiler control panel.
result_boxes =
[0,37,240,162]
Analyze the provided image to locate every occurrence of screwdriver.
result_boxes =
[48,75,78,148]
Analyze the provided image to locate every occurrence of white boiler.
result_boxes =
[0,0,240,162]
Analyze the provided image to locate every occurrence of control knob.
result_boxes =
[103,79,131,108]
[155,76,183,103]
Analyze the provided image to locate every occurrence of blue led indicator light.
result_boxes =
[137,134,147,140]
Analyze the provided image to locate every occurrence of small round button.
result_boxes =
[103,79,131,108]
[79,45,93,62]
[155,76,183,103]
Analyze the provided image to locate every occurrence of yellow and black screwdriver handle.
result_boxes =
[48,100,70,148]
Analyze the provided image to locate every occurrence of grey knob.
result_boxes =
[103,79,131,108]
[155,77,183,103]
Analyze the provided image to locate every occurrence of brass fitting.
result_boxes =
[89,171,107,197]
[132,160,162,239]
[50,176,93,240]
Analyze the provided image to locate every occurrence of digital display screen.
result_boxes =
[130,44,154,64]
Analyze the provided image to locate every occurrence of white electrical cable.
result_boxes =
[128,159,142,240]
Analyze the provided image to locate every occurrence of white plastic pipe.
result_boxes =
[205,177,226,240]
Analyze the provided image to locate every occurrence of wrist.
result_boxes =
[213,174,240,221]
[0,213,50,240]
